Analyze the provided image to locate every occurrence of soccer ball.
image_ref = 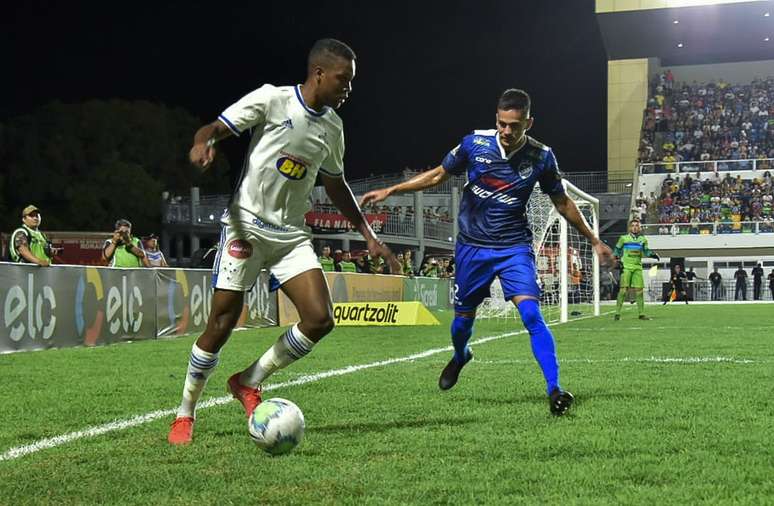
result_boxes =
[248,398,305,455]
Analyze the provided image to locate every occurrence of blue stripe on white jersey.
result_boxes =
[441,131,564,248]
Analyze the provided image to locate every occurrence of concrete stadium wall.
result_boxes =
[608,58,653,183]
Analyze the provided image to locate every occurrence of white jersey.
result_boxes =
[218,84,344,234]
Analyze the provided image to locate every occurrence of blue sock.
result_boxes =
[450,315,474,364]
[517,299,560,395]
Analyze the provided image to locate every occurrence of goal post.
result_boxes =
[477,180,600,323]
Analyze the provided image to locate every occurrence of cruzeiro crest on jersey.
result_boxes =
[518,160,533,179]
[275,151,310,180]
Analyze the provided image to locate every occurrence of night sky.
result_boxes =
[3,0,608,180]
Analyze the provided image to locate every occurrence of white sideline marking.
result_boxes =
[0,310,609,463]
[477,356,757,365]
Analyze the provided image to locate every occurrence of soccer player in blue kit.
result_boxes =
[361,89,615,415]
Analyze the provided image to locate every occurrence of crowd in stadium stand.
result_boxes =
[317,245,454,278]
[634,171,774,234]
[638,71,774,171]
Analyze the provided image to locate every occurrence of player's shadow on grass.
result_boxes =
[311,416,477,435]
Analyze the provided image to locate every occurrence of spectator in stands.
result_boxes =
[367,252,385,274]
[443,257,455,278]
[734,265,748,301]
[709,267,722,301]
[752,263,764,300]
[9,205,58,266]
[354,253,368,273]
[143,234,168,267]
[336,250,357,273]
[654,167,774,234]
[421,258,441,277]
[640,75,774,168]
[402,249,415,277]
[318,245,335,272]
[103,219,149,268]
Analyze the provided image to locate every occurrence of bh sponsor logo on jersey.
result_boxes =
[227,239,253,259]
[275,152,310,180]
[3,273,57,342]
[518,161,533,179]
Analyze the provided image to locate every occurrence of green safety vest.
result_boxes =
[110,236,143,267]
[9,225,51,264]
[338,260,357,272]
[319,256,335,272]
[368,256,384,273]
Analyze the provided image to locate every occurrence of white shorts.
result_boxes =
[212,221,320,291]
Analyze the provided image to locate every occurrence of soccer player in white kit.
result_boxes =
[169,39,398,444]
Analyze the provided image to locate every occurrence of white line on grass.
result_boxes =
[476,356,758,365]
[0,310,608,463]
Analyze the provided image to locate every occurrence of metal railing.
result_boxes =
[641,221,774,236]
[561,171,632,194]
[639,158,774,175]
[423,220,454,242]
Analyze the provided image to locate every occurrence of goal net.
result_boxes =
[477,180,600,323]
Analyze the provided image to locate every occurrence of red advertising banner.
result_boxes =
[305,212,386,234]
[47,232,110,266]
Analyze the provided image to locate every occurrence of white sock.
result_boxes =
[240,324,315,387]
[176,344,219,418]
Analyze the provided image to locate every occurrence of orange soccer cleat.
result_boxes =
[227,373,262,418]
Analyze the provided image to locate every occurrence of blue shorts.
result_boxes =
[453,243,540,312]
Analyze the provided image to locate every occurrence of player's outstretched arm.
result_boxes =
[550,193,616,268]
[322,174,401,274]
[189,121,234,170]
[359,166,450,207]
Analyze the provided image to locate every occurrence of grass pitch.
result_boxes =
[1,304,773,505]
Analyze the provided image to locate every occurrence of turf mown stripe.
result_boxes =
[0,311,611,463]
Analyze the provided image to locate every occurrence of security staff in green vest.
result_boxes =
[102,218,150,268]
[9,205,55,266]
[318,245,335,272]
[337,250,357,272]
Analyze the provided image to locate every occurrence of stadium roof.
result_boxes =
[597,1,774,65]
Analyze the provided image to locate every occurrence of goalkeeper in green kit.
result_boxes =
[613,219,659,320]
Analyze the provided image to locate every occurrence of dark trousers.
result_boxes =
[711,284,721,301]
[753,282,762,300]
[735,284,747,301]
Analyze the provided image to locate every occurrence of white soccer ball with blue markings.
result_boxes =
[248,398,305,455]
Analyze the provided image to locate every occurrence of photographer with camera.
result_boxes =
[9,205,60,266]
[102,218,150,268]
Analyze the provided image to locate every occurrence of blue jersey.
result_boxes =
[442,130,565,248]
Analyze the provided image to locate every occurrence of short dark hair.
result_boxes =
[115,218,132,229]
[497,89,531,114]
[308,38,356,70]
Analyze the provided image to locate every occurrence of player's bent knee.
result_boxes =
[516,298,547,332]
[300,313,335,340]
